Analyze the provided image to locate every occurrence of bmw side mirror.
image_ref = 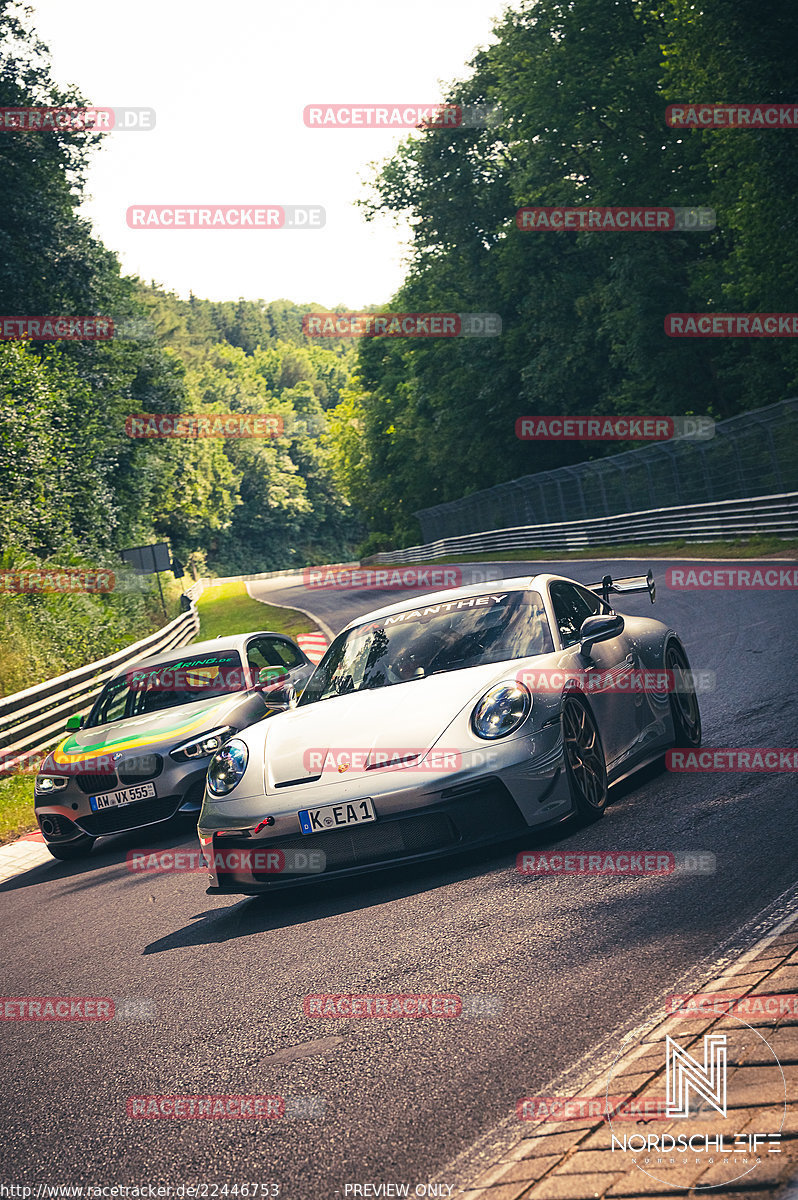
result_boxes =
[65,713,84,732]
[579,612,624,658]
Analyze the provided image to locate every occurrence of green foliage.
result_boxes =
[0,2,363,586]
[332,0,798,544]
[0,546,182,698]
[0,772,35,845]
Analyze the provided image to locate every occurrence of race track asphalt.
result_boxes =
[2,558,796,1195]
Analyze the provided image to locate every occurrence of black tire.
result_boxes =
[562,695,609,824]
[665,639,702,748]
[46,836,95,861]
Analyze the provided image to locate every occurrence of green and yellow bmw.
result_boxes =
[34,632,313,860]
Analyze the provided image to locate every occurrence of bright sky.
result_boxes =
[29,0,506,307]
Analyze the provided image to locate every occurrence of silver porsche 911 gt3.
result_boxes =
[198,570,701,894]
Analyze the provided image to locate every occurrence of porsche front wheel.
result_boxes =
[562,695,608,824]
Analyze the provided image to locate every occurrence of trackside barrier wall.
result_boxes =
[368,493,798,563]
[412,397,798,542]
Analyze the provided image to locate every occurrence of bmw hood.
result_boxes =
[258,660,525,790]
[50,694,245,767]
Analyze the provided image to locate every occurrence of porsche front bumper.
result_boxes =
[199,726,573,893]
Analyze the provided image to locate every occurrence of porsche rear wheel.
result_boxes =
[665,640,702,748]
[562,696,608,824]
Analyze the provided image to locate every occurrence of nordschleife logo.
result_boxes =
[666,1033,727,1118]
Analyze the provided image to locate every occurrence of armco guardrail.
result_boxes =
[0,601,200,777]
[368,493,798,563]
[191,562,360,589]
[414,398,798,541]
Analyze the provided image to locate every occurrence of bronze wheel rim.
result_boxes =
[563,700,605,809]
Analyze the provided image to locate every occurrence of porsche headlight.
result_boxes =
[471,682,531,740]
[207,739,249,796]
[170,726,236,762]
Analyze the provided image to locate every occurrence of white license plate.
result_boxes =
[89,782,157,811]
[298,797,376,835]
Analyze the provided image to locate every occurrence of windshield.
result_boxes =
[299,590,551,705]
[87,651,246,726]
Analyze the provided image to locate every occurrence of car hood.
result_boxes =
[51,694,245,766]
[258,660,524,789]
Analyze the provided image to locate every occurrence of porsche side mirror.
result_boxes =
[262,682,297,711]
[257,666,289,689]
[65,713,84,732]
[579,612,624,658]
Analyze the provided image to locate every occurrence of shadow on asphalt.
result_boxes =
[0,814,199,894]
[140,759,670,955]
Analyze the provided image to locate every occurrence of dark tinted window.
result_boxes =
[89,651,245,725]
[299,590,552,704]
[549,582,601,647]
[247,637,304,671]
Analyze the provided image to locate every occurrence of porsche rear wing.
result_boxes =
[585,569,656,606]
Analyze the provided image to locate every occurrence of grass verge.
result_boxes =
[195,580,319,640]
[0,773,36,845]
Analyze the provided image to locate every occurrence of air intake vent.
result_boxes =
[75,773,117,795]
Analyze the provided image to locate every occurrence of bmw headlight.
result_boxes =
[207,739,249,796]
[35,774,69,794]
[471,682,531,740]
[170,726,236,762]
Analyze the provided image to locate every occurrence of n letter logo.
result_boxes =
[666,1034,727,1118]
